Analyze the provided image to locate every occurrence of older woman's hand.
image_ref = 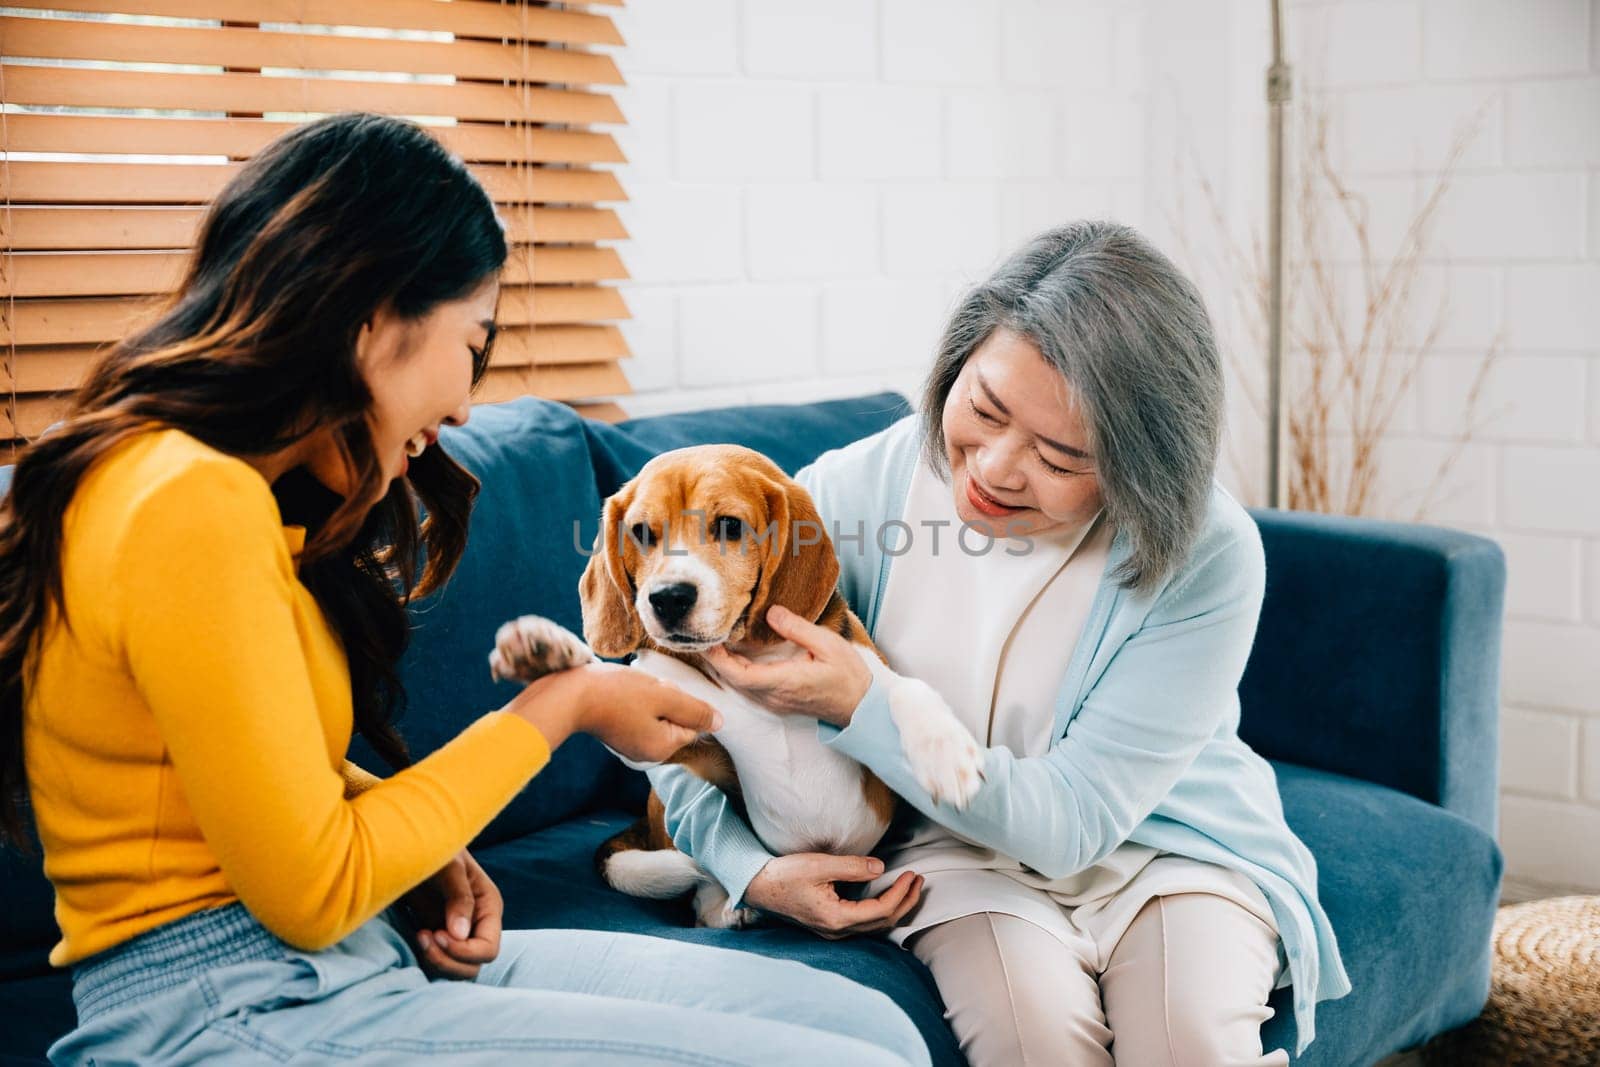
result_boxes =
[704,605,872,728]
[744,853,924,940]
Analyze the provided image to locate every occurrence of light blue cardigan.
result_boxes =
[648,414,1350,1053]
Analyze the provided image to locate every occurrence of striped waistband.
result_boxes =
[70,902,294,1023]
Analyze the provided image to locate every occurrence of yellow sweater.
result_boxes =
[23,429,550,967]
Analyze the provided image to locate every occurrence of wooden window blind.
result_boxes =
[1,0,634,453]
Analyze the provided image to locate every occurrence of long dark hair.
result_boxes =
[0,113,507,851]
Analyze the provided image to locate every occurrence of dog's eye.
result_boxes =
[627,522,655,549]
[713,515,745,541]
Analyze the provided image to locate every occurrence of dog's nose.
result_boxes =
[648,583,698,628]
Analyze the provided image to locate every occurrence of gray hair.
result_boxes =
[920,220,1223,597]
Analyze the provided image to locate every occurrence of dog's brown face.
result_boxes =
[578,445,839,658]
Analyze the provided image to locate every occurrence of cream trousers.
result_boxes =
[906,893,1290,1067]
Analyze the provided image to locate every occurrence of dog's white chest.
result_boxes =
[632,648,887,857]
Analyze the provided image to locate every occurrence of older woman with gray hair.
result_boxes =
[649,220,1350,1065]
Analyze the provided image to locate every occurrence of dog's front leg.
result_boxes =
[488,615,595,683]
[853,648,986,811]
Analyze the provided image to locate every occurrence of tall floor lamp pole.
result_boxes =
[1266,0,1292,508]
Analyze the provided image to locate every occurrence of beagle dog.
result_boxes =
[488,444,984,928]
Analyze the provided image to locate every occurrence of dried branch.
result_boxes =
[1171,91,1499,520]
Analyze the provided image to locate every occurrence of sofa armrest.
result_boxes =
[1239,507,1506,838]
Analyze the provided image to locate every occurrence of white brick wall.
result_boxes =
[746,185,879,280]
[1496,532,1585,621]
[1432,172,1587,261]
[1505,264,1600,350]
[743,0,876,80]
[947,90,1059,180]
[882,0,1000,86]
[1501,706,1580,798]
[819,279,954,375]
[619,0,738,76]
[1421,0,1591,80]
[817,87,944,180]
[1502,446,1600,533]
[1584,717,1600,801]
[882,183,1001,277]
[1419,356,1589,444]
[1500,795,1600,888]
[1506,78,1600,166]
[1589,540,1600,620]
[1332,83,1504,173]
[1001,4,1114,89]
[1503,619,1600,713]
[1318,0,1424,86]
[1160,0,1600,891]
[609,0,1142,418]
[674,84,814,181]
[678,284,819,387]
[604,0,1599,893]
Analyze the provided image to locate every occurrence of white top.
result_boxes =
[866,456,1285,981]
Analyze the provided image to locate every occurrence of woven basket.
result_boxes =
[1423,895,1600,1065]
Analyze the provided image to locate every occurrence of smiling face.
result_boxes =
[941,327,1104,539]
[297,277,497,499]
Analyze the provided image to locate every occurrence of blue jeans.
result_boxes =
[49,902,931,1065]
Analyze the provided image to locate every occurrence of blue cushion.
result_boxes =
[586,392,914,495]
[1260,763,1502,1064]
[4,757,1498,1065]
[350,397,624,843]
[0,824,57,982]
[474,812,965,1067]
[0,972,73,1064]
[1241,508,1505,835]
[479,759,1502,1067]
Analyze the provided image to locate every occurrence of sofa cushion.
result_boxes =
[0,756,1501,1066]
[349,397,623,844]
[0,822,57,982]
[0,972,73,1064]
[1261,763,1502,1064]
[475,812,966,1067]
[586,392,914,497]
[476,759,1501,1067]
[1240,508,1505,834]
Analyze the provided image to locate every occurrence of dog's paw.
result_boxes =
[692,882,760,930]
[488,615,595,683]
[886,675,986,811]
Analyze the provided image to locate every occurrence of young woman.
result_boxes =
[650,222,1351,1065]
[0,113,929,1067]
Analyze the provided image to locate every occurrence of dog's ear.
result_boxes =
[746,474,840,644]
[579,486,645,658]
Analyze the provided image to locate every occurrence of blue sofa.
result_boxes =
[0,392,1505,1066]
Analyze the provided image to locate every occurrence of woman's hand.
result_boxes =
[743,853,924,940]
[399,848,502,980]
[704,605,872,728]
[504,661,723,763]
